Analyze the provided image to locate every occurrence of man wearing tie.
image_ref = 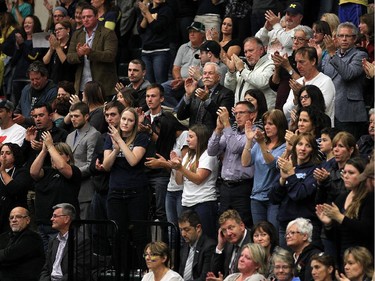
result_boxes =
[178,210,216,281]
[210,209,252,277]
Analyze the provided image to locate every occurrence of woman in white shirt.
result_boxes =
[169,124,218,239]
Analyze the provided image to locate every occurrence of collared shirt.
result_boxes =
[207,127,254,181]
[80,24,98,91]
[51,232,69,281]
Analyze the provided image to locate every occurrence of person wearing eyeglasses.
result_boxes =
[321,22,368,141]
[284,218,321,281]
[142,241,183,281]
[39,203,91,281]
[0,206,45,281]
[269,247,299,281]
[207,101,256,228]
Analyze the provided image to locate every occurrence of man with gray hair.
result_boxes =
[40,203,90,281]
[321,22,368,140]
[13,61,57,127]
[177,62,234,132]
[285,218,321,281]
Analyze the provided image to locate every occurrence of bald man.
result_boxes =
[0,207,45,281]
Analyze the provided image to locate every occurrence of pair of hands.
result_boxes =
[184,77,210,101]
[76,42,91,57]
[221,53,245,73]
[363,58,375,78]
[25,127,53,151]
[316,202,344,225]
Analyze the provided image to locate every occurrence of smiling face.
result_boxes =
[252,227,271,250]
[23,16,34,35]
[285,12,303,30]
[202,63,220,89]
[274,261,293,281]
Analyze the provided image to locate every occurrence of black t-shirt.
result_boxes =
[35,165,81,225]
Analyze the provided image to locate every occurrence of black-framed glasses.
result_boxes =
[9,215,28,221]
[299,94,310,101]
[292,36,308,43]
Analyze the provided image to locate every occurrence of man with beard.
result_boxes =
[177,62,234,132]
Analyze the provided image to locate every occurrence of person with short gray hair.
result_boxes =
[13,61,57,127]
[321,21,368,140]
[285,218,321,281]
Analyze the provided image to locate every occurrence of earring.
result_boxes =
[67,32,70,36]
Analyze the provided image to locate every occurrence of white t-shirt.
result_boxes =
[181,150,218,207]
[283,72,335,125]
[0,123,26,146]
[141,269,183,281]
[168,130,188,192]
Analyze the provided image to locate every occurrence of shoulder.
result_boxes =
[163,270,183,281]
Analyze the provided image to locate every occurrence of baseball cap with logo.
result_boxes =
[187,21,205,33]
[0,100,14,111]
[284,2,304,15]
[199,40,221,58]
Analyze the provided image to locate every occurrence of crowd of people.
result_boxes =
[0,0,373,280]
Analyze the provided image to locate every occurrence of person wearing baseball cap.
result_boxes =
[255,1,303,56]
[191,40,227,85]
[0,100,26,146]
[187,21,206,33]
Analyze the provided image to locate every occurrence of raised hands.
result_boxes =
[184,77,198,97]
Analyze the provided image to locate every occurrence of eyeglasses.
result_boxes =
[9,215,28,221]
[285,231,301,237]
[233,111,250,116]
[292,37,308,43]
[274,265,291,270]
[336,34,356,39]
[143,253,161,259]
[51,214,68,219]
[299,94,310,100]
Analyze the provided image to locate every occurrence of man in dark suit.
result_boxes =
[39,203,90,281]
[178,210,216,281]
[67,4,118,98]
[0,207,45,281]
[177,62,234,132]
[210,209,251,278]
[66,102,101,219]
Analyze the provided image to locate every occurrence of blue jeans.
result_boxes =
[142,51,170,84]
[251,199,279,231]
[165,190,183,225]
[183,201,218,240]
[161,80,185,109]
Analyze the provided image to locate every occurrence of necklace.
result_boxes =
[0,167,15,185]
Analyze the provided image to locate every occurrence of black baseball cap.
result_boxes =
[0,100,14,111]
[187,21,205,33]
[284,2,303,15]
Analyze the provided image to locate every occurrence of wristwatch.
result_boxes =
[288,69,294,76]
